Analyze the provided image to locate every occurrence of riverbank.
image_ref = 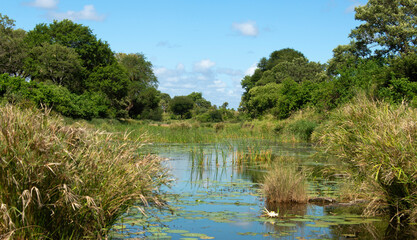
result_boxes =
[0,104,170,239]
[84,95,417,224]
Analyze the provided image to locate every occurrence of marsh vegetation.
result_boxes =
[2,0,417,239]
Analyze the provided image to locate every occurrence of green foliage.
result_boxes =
[197,109,223,123]
[350,0,417,56]
[0,74,110,119]
[240,48,327,119]
[116,53,157,87]
[377,77,417,105]
[87,63,129,101]
[315,96,417,220]
[25,42,83,87]
[260,48,306,71]
[387,52,417,82]
[0,14,27,77]
[287,119,318,141]
[25,19,115,75]
[246,83,281,117]
[129,87,162,120]
[0,104,169,238]
[0,15,162,121]
[257,57,326,86]
[170,96,194,119]
[240,48,307,112]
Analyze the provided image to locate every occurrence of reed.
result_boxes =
[0,104,169,239]
[315,96,417,221]
[262,157,308,205]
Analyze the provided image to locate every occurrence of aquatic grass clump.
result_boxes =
[262,157,308,205]
[0,105,169,239]
[315,96,417,221]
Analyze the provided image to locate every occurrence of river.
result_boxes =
[109,141,402,239]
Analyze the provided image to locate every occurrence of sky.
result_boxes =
[2,0,367,109]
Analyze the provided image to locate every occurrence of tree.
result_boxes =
[350,0,417,56]
[25,42,83,87]
[116,52,161,118]
[246,83,281,117]
[25,19,115,92]
[256,57,326,86]
[86,63,130,117]
[128,87,162,120]
[116,53,157,87]
[264,48,306,71]
[0,13,15,31]
[169,96,194,119]
[159,93,171,113]
[0,14,28,77]
[187,92,211,109]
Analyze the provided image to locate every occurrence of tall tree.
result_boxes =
[116,53,160,117]
[116,53,157,87]
[350,0,417,56]
[25,42,83,87]
[0,14,28,77]
[170,96,194,119]
[25,19,115,92]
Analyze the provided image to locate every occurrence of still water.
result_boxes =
[110,141,398,240]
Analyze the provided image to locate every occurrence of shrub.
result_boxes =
[316,96,417,221]
[287,119,318,141]
[0,104,169,239]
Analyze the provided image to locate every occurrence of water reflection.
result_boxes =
[110,141,395,239]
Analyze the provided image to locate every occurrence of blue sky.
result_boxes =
[3,0,367,109]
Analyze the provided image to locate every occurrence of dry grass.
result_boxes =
[315,96,417,221]
[262,157,308,205]
[0,104,170,239]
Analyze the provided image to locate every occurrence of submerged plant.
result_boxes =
[0,104,170,239]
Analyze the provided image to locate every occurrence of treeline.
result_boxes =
[240,0,417,119]
[0,13,237,122]
[0,14,162,120]
[164,92,235,122]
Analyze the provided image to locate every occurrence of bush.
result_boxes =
[0,104,169,239]
[0,74,112,119]
[287,119,318,141]
[316,96,417,221]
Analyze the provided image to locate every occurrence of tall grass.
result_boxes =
[86,118,312,144]
[262,157,308,205]
[0,104,170,239]
[315,96,417,221]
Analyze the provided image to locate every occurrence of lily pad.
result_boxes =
[165,229,190,234]
[181,233,208,238]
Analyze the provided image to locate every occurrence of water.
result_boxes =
[110,142,398,239]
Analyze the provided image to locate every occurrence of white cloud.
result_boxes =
[49,5,106,21]
[193,59,216,73]
[217,68,243,77]
[156,61,245,109]
[156,41,181,48]
[232,21,259,37]
[245,63,257,76]
[176,63,185,72]
[27,0,58,9]
[215,80,226,87]
[154,67,168,76]
[346,0,364,13]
